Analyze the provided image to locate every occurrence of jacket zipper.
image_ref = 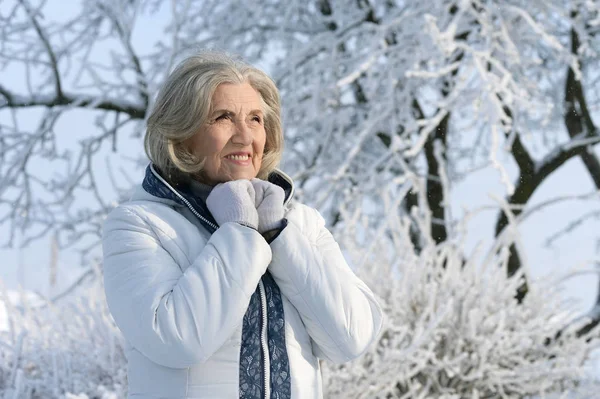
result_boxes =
[150,165,219,231]
[258,279,270,399]
[152,163,273,397]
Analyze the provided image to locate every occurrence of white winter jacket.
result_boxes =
[102,165,383,398]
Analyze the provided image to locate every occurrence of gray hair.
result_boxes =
[144,51,283,183]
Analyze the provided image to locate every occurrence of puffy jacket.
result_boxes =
[102,164,383,398]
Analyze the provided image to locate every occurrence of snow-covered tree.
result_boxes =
[204,0,600,301]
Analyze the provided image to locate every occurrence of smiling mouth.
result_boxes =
[225,154,250,161]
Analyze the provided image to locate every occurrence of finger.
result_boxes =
[244,180,257,204]
[251,179,268,206]
[265,184,284,201]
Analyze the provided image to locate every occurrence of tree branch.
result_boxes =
[96,2,149,108]
[497,136,600,237]
[0,85,146,119]
[562,24,600,337]
[412,98,449,245]
[508,132,535,175]
[18,0,64,100]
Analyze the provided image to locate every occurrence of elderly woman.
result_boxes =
[102,51,383,399]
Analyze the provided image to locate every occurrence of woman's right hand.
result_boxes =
[206,179,259,229]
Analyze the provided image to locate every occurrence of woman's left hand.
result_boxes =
[251,179,285,233]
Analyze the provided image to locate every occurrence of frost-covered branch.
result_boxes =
[0,86,146,117]
[18,0,64,100]
[0,0,198,256]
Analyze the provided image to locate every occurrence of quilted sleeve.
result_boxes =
[102,205,271,369]
[267,203,383,364]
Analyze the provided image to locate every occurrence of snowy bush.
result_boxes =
[322,195,600,399]
[0,275,126,399]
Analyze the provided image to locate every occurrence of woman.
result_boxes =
[102,51,383,399]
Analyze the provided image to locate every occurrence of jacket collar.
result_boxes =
[141,164,295,233]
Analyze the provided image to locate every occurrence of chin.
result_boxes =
[237,173,257,181]
[217,172,256,182]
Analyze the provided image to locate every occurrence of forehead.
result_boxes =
[211,82,262,110]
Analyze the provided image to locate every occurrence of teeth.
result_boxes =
[227,154,249,161]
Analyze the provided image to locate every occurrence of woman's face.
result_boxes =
[188,82,267,185]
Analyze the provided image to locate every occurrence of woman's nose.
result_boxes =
[232,121,253,145]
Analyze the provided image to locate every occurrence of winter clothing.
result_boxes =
[188,179,213,203]
[206,179,259,230]
[251,178,286,233]
[102,164,383,399]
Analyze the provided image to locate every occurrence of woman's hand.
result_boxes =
[251,179,285,233]
[206,180,259,229]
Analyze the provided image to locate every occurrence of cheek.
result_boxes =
[208,134,227,154]
[193,128,228,157]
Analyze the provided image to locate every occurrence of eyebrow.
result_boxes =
[210,108,264,117]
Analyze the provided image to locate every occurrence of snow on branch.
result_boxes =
[535,134,600,176]
[0,87,146,118]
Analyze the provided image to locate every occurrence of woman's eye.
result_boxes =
[252,115,262,123]
[215,112,235,122]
